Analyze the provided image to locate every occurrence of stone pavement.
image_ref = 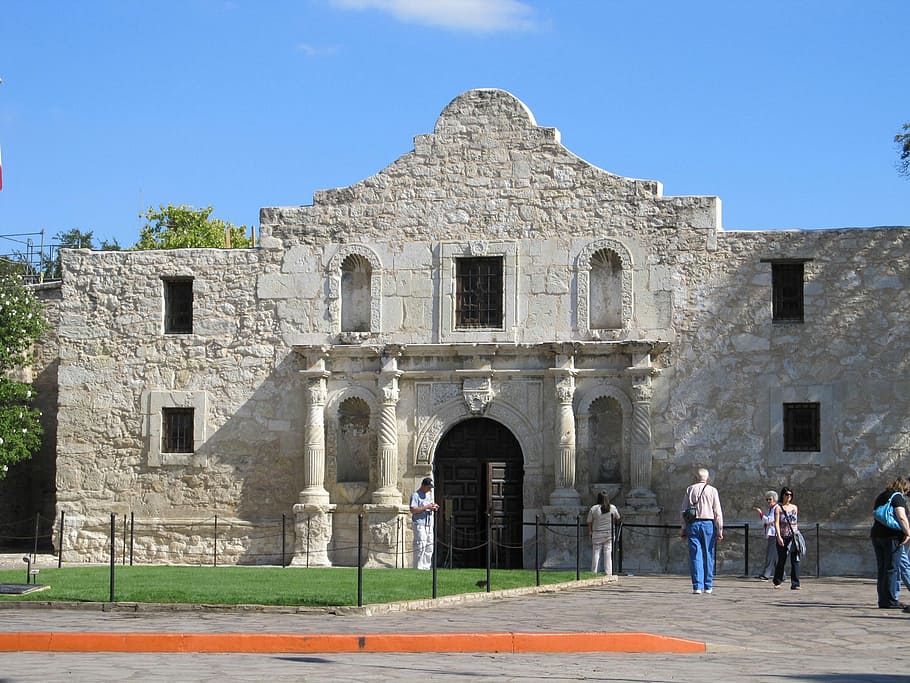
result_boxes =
[1,572,909,682]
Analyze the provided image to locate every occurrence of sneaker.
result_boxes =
[772,584,781,589]
[705,589,713,594]
[693,589,702,594]
[791,586,801,590]
[754,575,769,580]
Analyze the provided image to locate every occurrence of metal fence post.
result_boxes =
[744,523,750,577]
[485,512,492,592]
[576,514,581,580]
[57,510,65,568]
[109,513,116,602]
[281,513,286,568]
[213,515,218,568]
[432,509,438,599]
[535,514,541,587]
[129,512,135,566]
[357,513,364,607]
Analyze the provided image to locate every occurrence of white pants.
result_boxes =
[413,521,434,570]
[592,539,613,575]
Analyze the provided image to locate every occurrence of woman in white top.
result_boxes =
[752,490,778,580]
[587,491,621,575]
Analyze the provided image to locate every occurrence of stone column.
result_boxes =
[300,374,330,505]
[292,355,334,567]
[373,351,402,505]
[543,351,583,569]
[550,373,580,506]
[629,378,654,497]
[624,368,660,525]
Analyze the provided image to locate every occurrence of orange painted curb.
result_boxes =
[0,631,704,654]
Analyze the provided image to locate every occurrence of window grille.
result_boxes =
[455,257,503,329]
[772,262,804,322]
[162,407,194,453]
[783,402,820,451]
[164,278,193,334]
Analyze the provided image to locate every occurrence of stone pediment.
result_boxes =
[258,88,705,246]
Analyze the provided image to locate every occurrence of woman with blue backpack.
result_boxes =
[870,477,910,609]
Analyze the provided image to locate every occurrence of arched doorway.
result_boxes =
[434,418,524,569]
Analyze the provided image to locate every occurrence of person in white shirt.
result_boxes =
[587,491,621,575]
[410,477,439,570]
[753,490,779,580]
[680,468,724,594]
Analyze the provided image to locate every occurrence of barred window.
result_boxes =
[164,278,193,334]
[772,262,804,322]
[783,402,820,452]
[162,407,194,453]
[456,257,503,329]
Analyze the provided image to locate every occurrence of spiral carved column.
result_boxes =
[373,363,402,505]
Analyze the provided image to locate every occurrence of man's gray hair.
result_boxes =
[697,468,710,482]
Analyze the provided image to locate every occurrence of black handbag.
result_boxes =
[683,483,708,524]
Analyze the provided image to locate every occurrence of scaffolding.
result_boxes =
[0,230,61,284]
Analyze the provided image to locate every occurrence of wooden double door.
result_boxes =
[434,418,524,569]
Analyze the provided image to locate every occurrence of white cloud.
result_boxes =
[331,0,536,33]
[296,43,341,58]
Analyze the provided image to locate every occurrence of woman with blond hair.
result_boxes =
[753,490,778,580]
[870,477,910,608]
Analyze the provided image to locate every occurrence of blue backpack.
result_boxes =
[874,492,902,530]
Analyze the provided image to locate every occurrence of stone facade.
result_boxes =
[29,89,910,574]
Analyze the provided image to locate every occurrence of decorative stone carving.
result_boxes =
[462,376,494,414]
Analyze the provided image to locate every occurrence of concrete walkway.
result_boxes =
[0,573,908,682]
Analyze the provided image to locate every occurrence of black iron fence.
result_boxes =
[2,510,877,587]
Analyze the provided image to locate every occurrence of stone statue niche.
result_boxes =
[589,249,623,330]
[589,396,624,502]
[341,253,371,333]
[335,396,371,503]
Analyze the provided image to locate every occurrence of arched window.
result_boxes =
[341,254,372,333]
[336,397,371,482]
[589,249,623,330]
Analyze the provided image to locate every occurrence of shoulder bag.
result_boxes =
[683,483,708,524]
[781,506,806,560]
[873,492,902,530]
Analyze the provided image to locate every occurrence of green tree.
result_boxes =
[0,273,46,479]
[897,123,910,178]
[134,204,252,249]
[44,229,120,280]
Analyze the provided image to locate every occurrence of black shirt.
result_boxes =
[871,489,907,539]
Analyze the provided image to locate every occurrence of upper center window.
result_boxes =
[456,257,503,329]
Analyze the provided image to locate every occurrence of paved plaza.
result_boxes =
[0,571,908,682]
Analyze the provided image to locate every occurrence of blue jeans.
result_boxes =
[687,520,716,591]
[891,543,910,596]
[872,535,901,607]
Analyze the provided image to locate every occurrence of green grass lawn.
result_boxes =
[0,566,594,606]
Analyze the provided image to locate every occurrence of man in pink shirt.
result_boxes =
[680,468,724,594]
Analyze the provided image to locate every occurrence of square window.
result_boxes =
[455,257,503,329]
[772,262,804,322]
[162,407,194,453]
[164,278,193,334]
[783,402,820,451]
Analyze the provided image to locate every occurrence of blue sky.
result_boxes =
[1,0,908,250]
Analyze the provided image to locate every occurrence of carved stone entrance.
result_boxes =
[434,418,523,569]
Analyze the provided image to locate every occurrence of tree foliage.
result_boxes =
[897,123,910,178]
[0,273,46,478]
[134,204,252,250]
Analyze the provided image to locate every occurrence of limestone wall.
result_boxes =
[45,89,910,573]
